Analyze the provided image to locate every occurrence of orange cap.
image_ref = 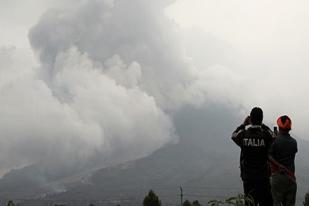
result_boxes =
[277,115,292,130]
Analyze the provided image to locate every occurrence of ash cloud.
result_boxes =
[0,0,220,174]
[29,0,204,111]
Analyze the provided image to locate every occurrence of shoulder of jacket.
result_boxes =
[261,124,273,135]
[291,136,298,144]
[232,128,246,138]
[261,124,271,131]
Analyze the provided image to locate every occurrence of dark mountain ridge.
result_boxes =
[0,105,308,205]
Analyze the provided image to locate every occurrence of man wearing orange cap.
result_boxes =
[270,115,298,206]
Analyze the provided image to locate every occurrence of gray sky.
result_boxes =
[167,0,309,137]
[0,0,308,174]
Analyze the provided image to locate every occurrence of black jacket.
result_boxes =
[232,124,273,180]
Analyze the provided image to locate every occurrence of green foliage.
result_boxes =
[208,200,224,206]
[7,200,15,206]
[192,200,202,206]
[183,200,192,206]
[225,194,254,206]
[143,190,161,206]
[208,194,254,206]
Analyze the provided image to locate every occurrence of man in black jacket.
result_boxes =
[231,107,273,206]
[270,115,297,206]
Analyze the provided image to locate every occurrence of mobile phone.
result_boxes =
[273,126,278,136]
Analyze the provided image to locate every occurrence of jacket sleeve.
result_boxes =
[231,124,245,147]
[269,139,277,157]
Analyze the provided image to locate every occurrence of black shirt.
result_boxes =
[232,124,273,180]
[270,133,297,173]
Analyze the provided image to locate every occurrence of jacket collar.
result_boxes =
[248,125,262,129]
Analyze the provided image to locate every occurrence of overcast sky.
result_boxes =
[0,0,308,174]
[167,0,309,136]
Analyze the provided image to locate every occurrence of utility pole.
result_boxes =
[180,186,183,206]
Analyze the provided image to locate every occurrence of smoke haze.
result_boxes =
[0,0,308,176]
[168,0,309,138]
[0,0,216,174]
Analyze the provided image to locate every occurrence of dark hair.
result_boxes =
[250,107,263,125]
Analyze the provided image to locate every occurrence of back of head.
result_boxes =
[250,107,263,125]
[277,115,292,131]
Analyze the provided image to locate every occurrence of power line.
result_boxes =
[3,198,136,203]
[1,185,243,205]
[181,194,228,199]
[181,186,240,190]
[180,186,183,206]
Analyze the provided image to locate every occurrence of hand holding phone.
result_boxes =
[273,126,278,137]
[243,116,251,126]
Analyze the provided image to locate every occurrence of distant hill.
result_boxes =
[0,105,308,205]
